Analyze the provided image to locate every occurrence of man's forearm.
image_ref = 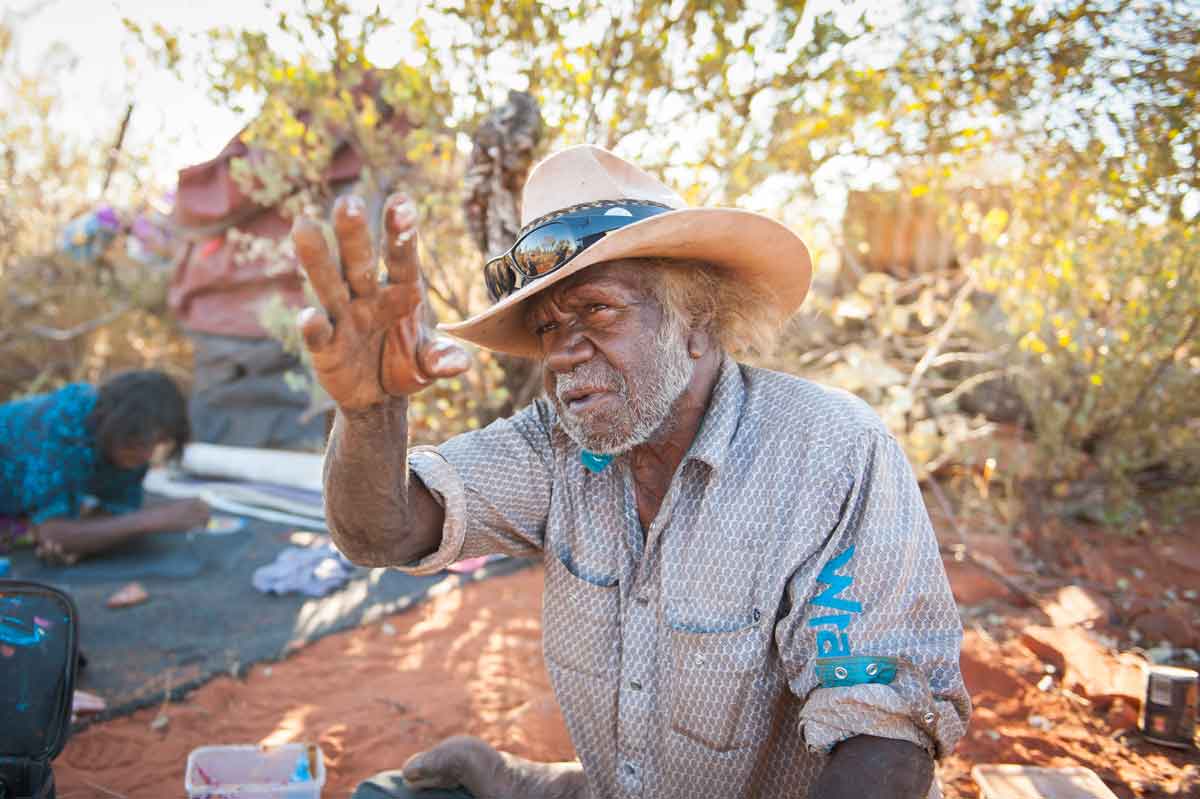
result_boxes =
[325,398,444,566]
[812,735,933,799]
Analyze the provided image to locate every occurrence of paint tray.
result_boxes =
[185,743,325,799]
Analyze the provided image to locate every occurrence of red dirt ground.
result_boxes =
[56,523,1199,798]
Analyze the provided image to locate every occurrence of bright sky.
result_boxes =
[10,0,450,191]
[11,0,269,184]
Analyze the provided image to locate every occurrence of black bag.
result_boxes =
[0,581,79,799]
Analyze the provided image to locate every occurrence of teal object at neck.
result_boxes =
[580,450,614,473]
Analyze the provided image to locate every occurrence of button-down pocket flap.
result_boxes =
[542,551,620,677]
[668,621,763,752]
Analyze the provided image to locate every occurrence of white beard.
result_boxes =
[551,321,695,455]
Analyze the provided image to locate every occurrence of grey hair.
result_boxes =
[643,257,785,355]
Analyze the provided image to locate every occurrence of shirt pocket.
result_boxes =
[667,620,765,752]
[542,549,620,677]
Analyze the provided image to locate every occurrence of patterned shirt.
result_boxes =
[401,356,970,799]
[0,384,147,524]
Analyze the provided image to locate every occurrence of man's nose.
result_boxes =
[543,327,595,374]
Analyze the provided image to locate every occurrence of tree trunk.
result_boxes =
[463,91,546,416]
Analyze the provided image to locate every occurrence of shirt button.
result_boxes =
[630,680,642,691]
[865,662,879,677]
[636,595,649,605]
[922,711,937,725]
[624,763,636,775]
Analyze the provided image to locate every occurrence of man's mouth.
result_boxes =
[560,386,616,413]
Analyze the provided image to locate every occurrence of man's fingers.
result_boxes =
[401,737,503,792]
[419,337,471,379]
[377,282,424,323]
[333,195,378,299]
[292,216,350,316]
[297,306,335,351]
[383,193,421,286]
[401,748,459,789]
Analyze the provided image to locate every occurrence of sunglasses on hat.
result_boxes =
[483,199,672,302]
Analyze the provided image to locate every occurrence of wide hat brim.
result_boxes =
[440,206,812,359]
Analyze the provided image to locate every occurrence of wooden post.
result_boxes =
[101,103,134,196]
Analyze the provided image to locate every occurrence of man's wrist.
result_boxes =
[338,395,409,428]
[814,735,933,799]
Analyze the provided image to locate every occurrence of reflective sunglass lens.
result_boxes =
[513,222,579,277]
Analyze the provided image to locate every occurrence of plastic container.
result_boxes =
[185,743,325,799]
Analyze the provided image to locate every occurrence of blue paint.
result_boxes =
[0,614,47,647]
[291,751,312,783]
[808,546,862,661]
[0,557,9,576]
[580,450,614,473]
[810,546,863,614]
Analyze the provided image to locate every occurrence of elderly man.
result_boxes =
[293,146,969,799]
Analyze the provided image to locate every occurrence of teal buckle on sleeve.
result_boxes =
[815,655,898,688]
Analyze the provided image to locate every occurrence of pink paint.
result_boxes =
[33,616,51,628]
[0,644,14,658]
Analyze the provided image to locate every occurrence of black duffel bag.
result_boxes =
[0,581,78,799]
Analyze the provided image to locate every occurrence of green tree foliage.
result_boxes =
[890,0,1199,516]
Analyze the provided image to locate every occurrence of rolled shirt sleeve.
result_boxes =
[784,430,970,758]
[401,399,558,575]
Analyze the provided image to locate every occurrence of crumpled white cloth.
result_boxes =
[252,538,358,597]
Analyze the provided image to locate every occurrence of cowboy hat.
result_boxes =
[439,144,811,358]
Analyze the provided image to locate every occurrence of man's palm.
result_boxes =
[293,194,468,410]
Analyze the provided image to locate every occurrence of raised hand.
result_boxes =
[293,193,469,411]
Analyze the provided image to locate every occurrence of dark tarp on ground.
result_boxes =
[4,516,529,723]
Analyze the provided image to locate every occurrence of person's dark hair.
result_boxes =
[88,370,190,461]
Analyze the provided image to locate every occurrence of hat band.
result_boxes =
[483,199,672,302]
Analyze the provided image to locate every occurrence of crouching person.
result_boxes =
[294,146,970,799]
[0,370,210,564]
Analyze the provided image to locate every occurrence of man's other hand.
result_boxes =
[403,736,585,799]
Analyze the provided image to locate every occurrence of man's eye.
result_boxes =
[535,321,558,336]
[587,303,610,314]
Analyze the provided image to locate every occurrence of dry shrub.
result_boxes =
[0,251,192,401]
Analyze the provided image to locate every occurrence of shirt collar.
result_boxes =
[683,354,746,475]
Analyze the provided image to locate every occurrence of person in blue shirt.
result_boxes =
[0,370,210,563]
